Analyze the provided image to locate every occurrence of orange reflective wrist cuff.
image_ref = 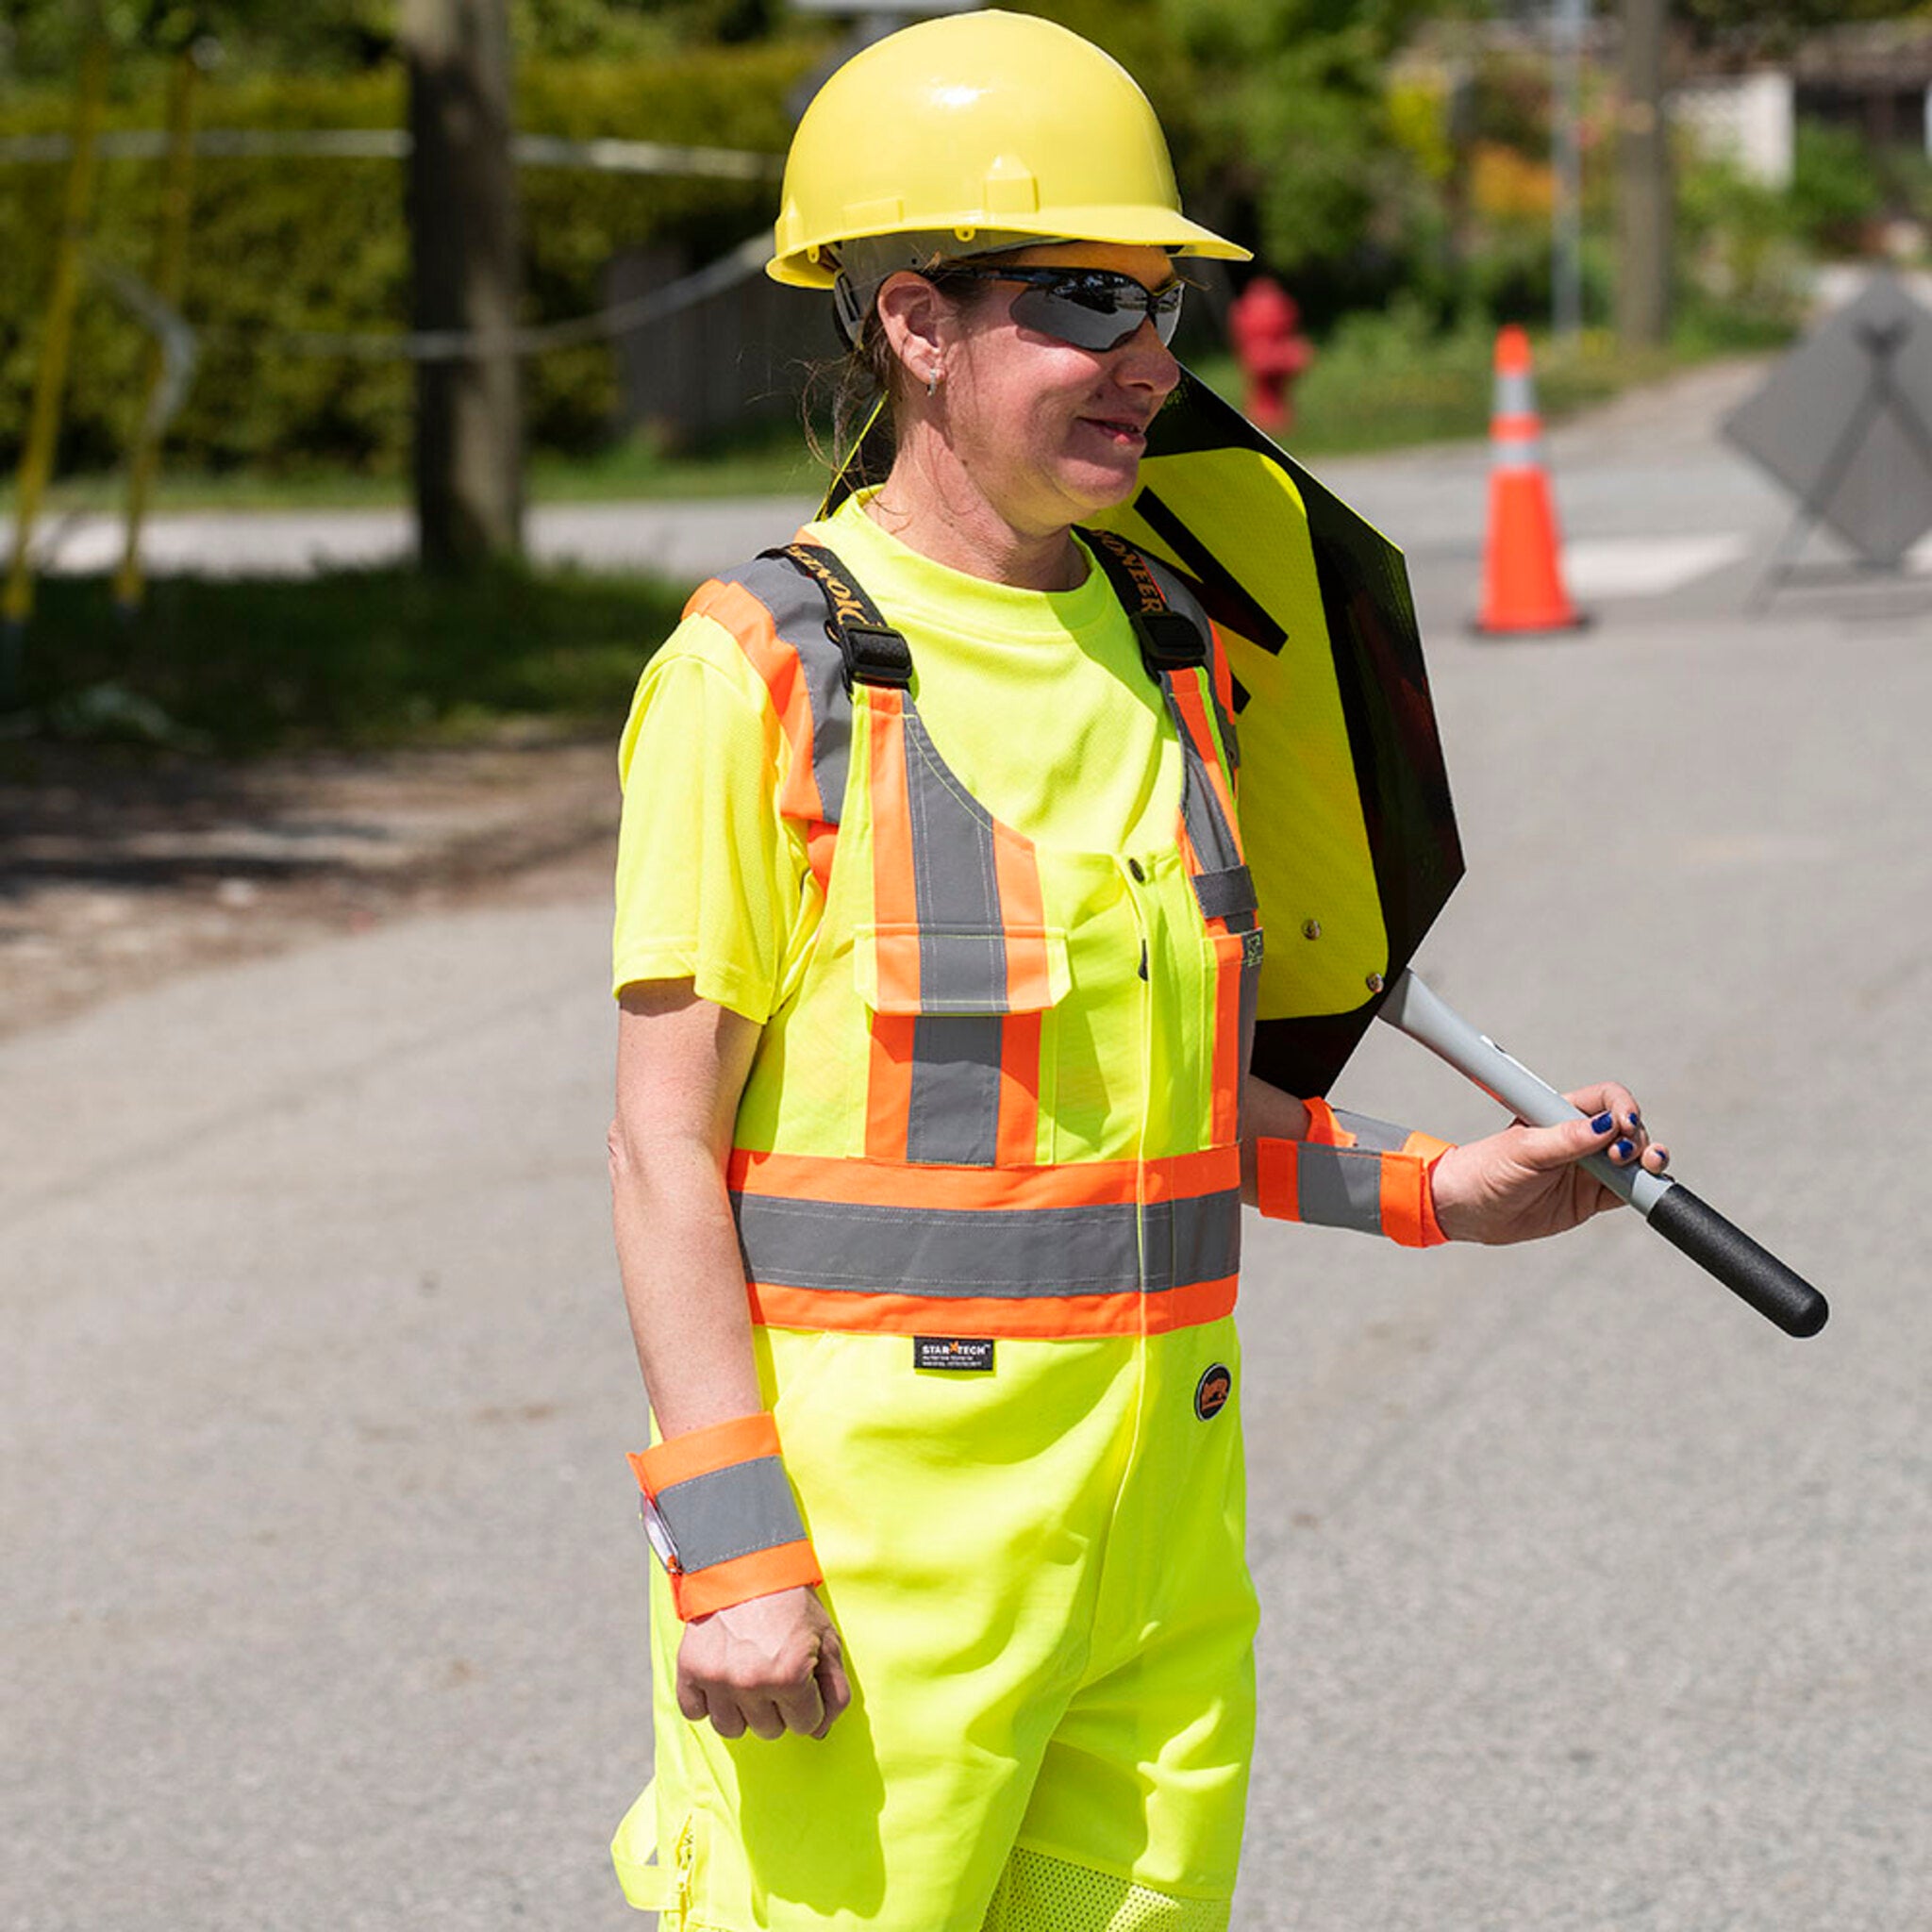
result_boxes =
[1257,1102,1453,1249]
[628,1411,822,1622]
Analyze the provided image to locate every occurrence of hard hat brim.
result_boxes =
[768,210,1251,290]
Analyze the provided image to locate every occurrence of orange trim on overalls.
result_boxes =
[1166,667,1250,1151]
[728,1144,1241,1211]
[1169,670,1241,836]
[991,819,1049,1165]
[688,579,828,828]
[865,688,919,1161]
[747,1275,1240,1340]
[1206,618,1237,731]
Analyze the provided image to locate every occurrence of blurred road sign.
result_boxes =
[1723,271,1932,604]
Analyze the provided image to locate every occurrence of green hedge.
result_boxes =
[0,41,820,476]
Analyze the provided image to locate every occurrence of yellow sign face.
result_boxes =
[1098,448,1390,1022]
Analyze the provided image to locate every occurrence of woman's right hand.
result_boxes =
[675,1584,851,1741]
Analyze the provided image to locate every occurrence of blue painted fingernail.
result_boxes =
[1614,1139,1636,1160]
[1591,1112,1614,1134]
[1627,1109,1642,1129]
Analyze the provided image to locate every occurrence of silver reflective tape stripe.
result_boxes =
[1296,1145,1386,1236]
[901,707,1006,1164]
[906,1015,1002,1166]
[906,713,1004,1002]
[1491,434,1548,473]
[721,554,855,824]
[1330,1108,1409,1155]
[734,1189,1242,1297]
[908,930,1012,1014]
[655,1455,807,1574]
[1493,370,1538,416]
[1141,1189,1243,1294]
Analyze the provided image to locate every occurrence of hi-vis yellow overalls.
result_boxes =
[613,511,1264,1932]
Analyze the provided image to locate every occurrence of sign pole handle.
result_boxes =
[1376,969,1828,1338]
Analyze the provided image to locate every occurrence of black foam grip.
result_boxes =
[1645,1183,1829,1338]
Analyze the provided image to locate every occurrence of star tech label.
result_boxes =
[914,1336,995,1373]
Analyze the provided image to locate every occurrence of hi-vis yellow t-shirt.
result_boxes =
[611,492,1186,1020]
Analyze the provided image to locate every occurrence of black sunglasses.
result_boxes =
[934,265,1186,352]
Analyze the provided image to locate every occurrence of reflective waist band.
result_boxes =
[734,1189,1241,1295]
[728,1147,1243,1338]
[728,1144,1238,1207]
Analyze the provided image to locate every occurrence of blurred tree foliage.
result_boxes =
[0,40,818,474]
[1031,0,1441,312]
[0,0,795,75]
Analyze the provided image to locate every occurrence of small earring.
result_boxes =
[926,366,942,399]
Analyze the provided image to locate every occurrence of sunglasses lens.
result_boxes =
[1010,274,1185,351]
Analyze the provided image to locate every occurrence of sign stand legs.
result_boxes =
[1747,320,1932,611]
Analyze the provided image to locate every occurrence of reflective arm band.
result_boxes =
[1255,1098,1454,1248]
[627,1411,822,1622]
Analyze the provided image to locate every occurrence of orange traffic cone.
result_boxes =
[1473,325,1587,635]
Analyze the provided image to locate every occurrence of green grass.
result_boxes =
[1187,318,1697,460]
[7,561,687,756]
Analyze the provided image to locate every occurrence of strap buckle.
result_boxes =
[1079,526,1209,677]
[836,621,914,689]
[1135,608,1207,671]
[769,541,916,690]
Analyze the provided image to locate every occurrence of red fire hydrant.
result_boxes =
[1228,276,1314,434]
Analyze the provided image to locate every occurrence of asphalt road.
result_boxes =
[5,372,1928,1930]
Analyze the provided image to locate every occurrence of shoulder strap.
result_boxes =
[768,541,914,691]
[1081,526,1209,679]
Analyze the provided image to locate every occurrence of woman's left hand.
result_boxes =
[1429,1084,1670,1245]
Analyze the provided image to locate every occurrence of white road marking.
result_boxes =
[1559,532,1750,598]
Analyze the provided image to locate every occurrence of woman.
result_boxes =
[607,14,1666,1930]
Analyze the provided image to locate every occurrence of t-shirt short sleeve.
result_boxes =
[610,610,817,1023]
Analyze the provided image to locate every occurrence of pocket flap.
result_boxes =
[855,923,1071,1016]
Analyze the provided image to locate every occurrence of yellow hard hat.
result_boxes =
[768,9,1249,290]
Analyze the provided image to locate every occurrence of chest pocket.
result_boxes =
[854,923,1072,1018]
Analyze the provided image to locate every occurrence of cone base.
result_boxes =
[1470,607,1592,638]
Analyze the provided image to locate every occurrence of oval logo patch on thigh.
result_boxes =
[1194,1362,1232,1420]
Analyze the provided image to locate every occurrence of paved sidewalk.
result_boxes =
[3,494,818,587]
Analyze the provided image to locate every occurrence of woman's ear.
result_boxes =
[874,270,946,393]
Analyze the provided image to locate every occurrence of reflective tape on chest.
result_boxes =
[716,540,1262,1334]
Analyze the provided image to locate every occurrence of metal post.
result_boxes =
[1552,0,1587,340]
[114,42,203,618]
[3,28,109,695]
[1615,0,1671,347]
